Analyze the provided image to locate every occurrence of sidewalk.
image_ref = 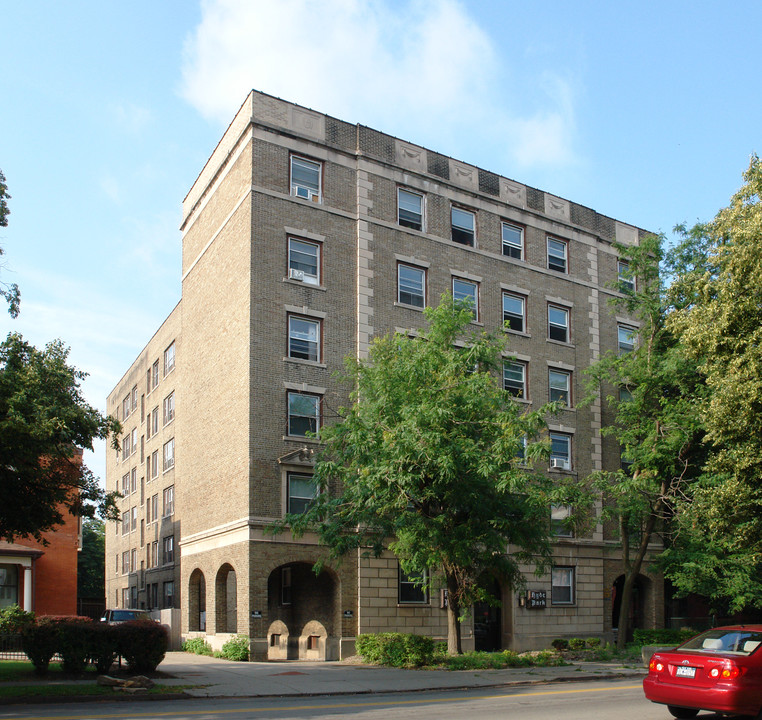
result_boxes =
[156,652,647,698]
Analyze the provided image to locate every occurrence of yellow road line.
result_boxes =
[9,683,644,720]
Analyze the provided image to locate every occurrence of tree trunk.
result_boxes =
[445,571,462,655]
[616,510,658,651]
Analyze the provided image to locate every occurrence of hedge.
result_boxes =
[355,633,435,667]
[632,628,697,646]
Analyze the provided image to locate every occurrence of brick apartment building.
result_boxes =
[105,90,663,660]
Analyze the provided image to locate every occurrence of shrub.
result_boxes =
[530,650,565,667]
[56,619,93,674]
[551,638,568,651]
[355,633,435,667]
[0,605,35,633]
[115,620,168,673]
[220,635,250,661]
[84,622,119,673]
[584,637,601,648]
[182,637,213,656]
[632,628,696,647]
[21,623,58,675]
[567,638,586,650]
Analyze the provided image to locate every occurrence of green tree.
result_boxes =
[0,333,120,542]
[0,169,20,318]
[665,155,762,610]
[284,295,565,654]
[584,234,706,649]
[78,518,106,600]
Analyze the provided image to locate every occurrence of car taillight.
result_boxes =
[649,659,665,672]
[710,663,745,680]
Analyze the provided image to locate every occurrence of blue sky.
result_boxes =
[1,0,760,479]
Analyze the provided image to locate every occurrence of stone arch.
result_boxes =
[266,561,340,660]
[267,619,290,660]
[215,563,237,634]
[188,568,206,632]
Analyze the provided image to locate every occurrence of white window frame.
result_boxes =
[287,472,317,515]
[288,315,321,362]
[618,324,636,354]
[502,292,525,333]
[287,392,320,437]
[551,566,575,605]
[164,342,175,376]
[151,360,160,390]
[150,450,159,480]
[287,237,321,285]
[163,535,174,564]
[503,360,527,399]
[618,260,635,292]
[548,305,569,343]
[451,207,475,246]
[163,438,175,472]
[398,188,424,231]
[501,222,524,259]
[163,485,174,517]
[547,237,568,273]
[551,505,573,538]
[290,155,322,202]
[548,369,571,406]
[452,278,478,320]
[549,432,572,470]
[397,264,426,308]
[163,392,175,426]
[398,567,429,604]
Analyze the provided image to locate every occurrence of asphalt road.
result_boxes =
[0,679,718,720]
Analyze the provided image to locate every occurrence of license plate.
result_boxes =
[675,666,696,678]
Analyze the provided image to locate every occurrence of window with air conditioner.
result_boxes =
[290,156,321,202]
[288,237,320,285]
[549,432,571,470]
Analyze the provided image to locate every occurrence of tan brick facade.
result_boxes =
[105,90,663,659]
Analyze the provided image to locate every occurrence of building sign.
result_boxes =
[527,590,547,609]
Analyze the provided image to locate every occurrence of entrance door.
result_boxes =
[474,578,502,651]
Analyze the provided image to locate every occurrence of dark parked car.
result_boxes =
[100,609,152,624]
[643,625,762,718]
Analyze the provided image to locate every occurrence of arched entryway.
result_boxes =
[474,576,503,651]
[215,564,237,633]
[188,569,206,632]
[612,573,651,641]
[266,562,339,660]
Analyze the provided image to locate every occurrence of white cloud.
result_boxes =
[180,0,579,172]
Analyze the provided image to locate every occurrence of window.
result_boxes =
[130,468,137,494]
[163,581,174,608]
[0,565,18,607]
[148,583,158,610]
[123,395,130,420]
[131,428,137,455]
[547,238,568,273]
[163,439,174,472]
[151,360,159,390]
[551,505,573,538]
[151,541,159,568]
[121,512,129,536]
[548,369,571,406]
[552,567,575,604]
[163,486,174,517]
[502,292,525,332]
[618,325,636,354]
[164,580,175,608]
[290,155,321,202]
[288,392,320,437]
[618,260,635,292]
[287,473,317,514]
[121,473,129,496]
[621,448,634,476]
[619,386,634,404]
[150,407,159,437]
[121,588,130,608]
[164,342,175,376]
[397,264,425,308]
[501,222,524,259]
[150,451,159,480]
[288,316,321,362]
[131,506,137,532]
[281,567,292,605]
[150,494,158,524]
[130,549,137,573]
[163,536,174,564]
[548,305,569,343]
[121,552,129,575]
[451,207,475,246]
[163,392,175,425]
[503,361,527,399]
[452,278,478,319]
[398,567,428,604]
[398,188,423,231]
[122,433,131,461]
[550,432,571,470]
[287,237,320,285]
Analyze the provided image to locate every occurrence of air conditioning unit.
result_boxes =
[288,269,305,281]
[551,457,569,470]
[295,185,310,199]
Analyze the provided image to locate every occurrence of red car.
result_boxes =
[643,625,762,718]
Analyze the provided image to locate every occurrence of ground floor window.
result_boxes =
[0,565,18,609]
[551,566,575,605]
[398,566,429,604]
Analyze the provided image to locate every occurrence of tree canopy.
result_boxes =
[285,295,565,654]
[78,518,106,600]
[0,169,20,318]
[0,333,120,542]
